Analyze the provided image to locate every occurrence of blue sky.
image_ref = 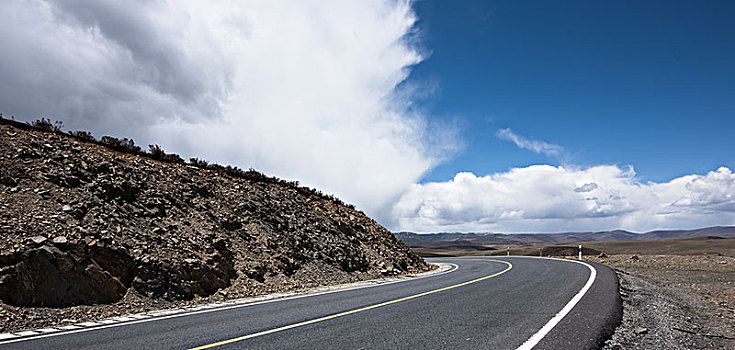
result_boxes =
[2,0,734,232]
[407,0,735,184]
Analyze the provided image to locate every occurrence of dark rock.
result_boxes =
[190,184,211,197]
[93,161,112,174]
[0,245,136,307]
[0,174,17,187]
[132,268,194,301]
[221,219,242,231]
[44,173,82,188]
[243,262,268,283]
[70,205,88,220]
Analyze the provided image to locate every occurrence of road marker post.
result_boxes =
[578,245,582,260]
[539,248,542,257]
[507,247,510,256]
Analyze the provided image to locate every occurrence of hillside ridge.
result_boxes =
[0,117,427,331]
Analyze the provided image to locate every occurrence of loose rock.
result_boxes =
[0,119,430,333]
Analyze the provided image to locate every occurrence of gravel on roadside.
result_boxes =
[592,255,735,349]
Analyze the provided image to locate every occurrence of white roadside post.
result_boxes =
[578,245,582,260]
[507,246,510,256]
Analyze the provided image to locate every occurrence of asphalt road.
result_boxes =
[0,257,621,350]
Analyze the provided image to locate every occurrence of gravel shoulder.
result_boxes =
[591,254,735,349]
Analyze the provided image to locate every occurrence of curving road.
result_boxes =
[0,257,621,350]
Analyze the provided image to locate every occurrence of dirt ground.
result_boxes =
[590,254,735,349]
[408,236,735,259]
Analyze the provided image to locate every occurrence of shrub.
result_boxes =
[189,157,209,167]
[206,162,225,171]
[166,152,185,164]
[1,115,359,210]
[148,144,184,164]
[69,130,96,141]
[31,118,63,132]
[148,144,166,160]
[100,136,142,153]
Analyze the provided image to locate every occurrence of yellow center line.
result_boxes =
[189,259,512,350]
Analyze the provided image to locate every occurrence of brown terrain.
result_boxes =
[0,117,428,333]
[401,235,735,349]
[596,254,735,349]
[397,227,735,257]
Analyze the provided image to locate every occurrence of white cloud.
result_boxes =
[496,128,563,156]
[391,166,735,233]
[3,1,732,235]
[574,182,599,193]
[0,0,455,219]
[0,0,231,130]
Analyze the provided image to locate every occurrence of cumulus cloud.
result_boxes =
[391,166,735,233]
[0,0,231,131]
[3,1,732,234]
[0,0,454,219]
[574,183,599,193]
[496,128,563,156]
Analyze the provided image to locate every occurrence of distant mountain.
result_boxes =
[395,226,735,245]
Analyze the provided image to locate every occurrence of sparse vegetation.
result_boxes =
[149,144,184,163]
[100,136,142,153]
[189,157,208,167]
[69,130,95,141]
[1,115,358,210]
[31,118,63,132]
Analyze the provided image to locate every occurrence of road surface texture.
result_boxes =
[0,257,620,350]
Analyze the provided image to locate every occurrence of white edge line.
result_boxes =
[0,263,458,345]
[512,256,597,350]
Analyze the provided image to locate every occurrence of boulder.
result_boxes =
[29,236,47,245]
[0,245,136,307]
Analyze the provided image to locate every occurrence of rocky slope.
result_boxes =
[0,118,427,330]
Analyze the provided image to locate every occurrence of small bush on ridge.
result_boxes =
[100,136,142,153]
[70,130,95,141]
[31,118,63,132]
[1,114,359,211]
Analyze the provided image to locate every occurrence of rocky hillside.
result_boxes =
[0,117,427,312]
